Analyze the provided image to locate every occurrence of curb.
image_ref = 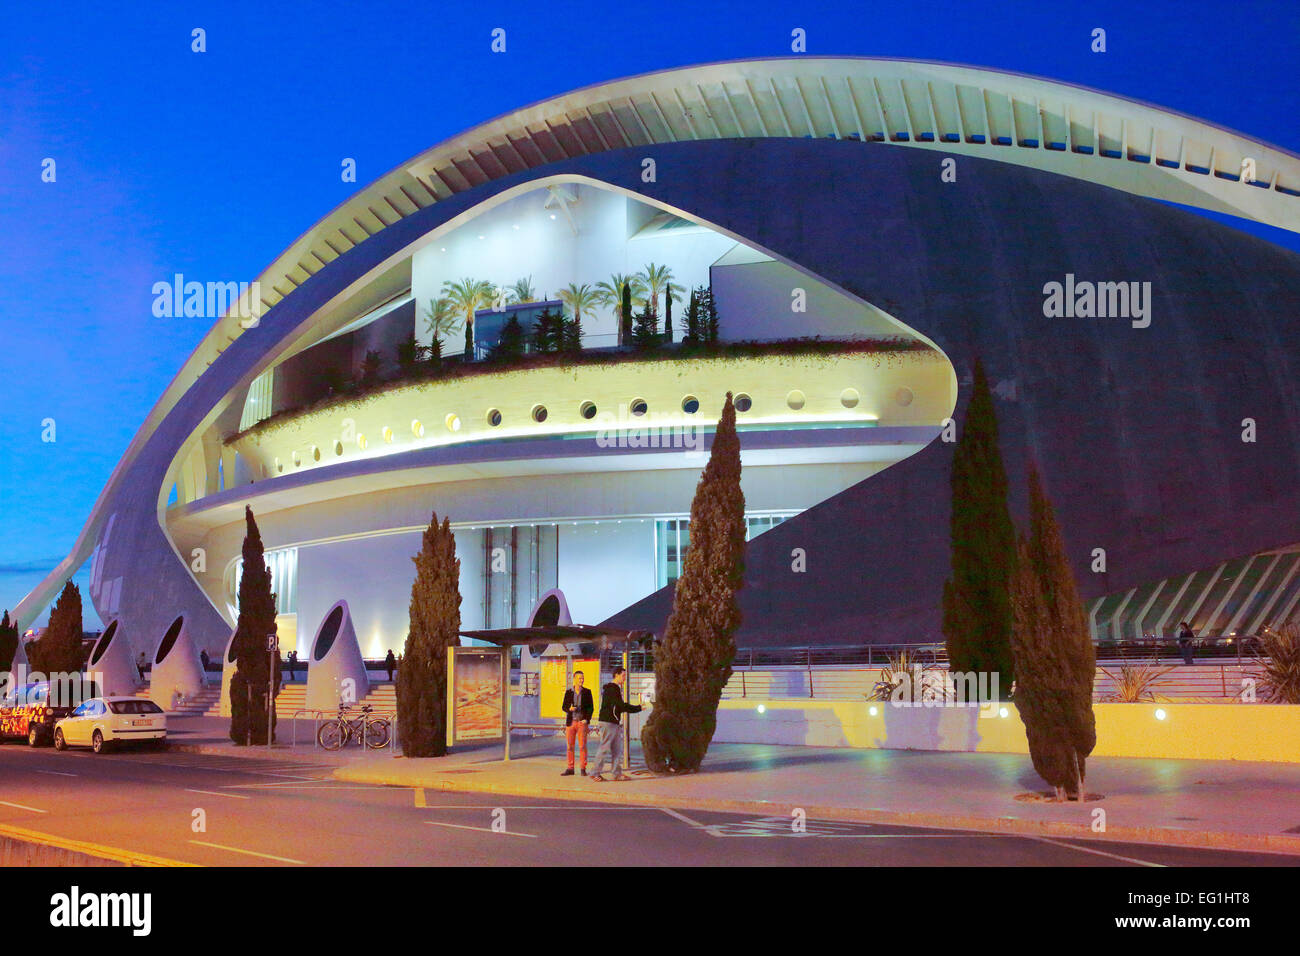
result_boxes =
[168,742,341,763]
[0,823,197,867]
[333,766,1300,858]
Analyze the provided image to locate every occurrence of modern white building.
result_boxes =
[16,57,1300,655]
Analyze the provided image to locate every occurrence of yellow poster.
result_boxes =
[540,659,600,719]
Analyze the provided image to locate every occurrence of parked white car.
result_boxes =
[53,697,167,754]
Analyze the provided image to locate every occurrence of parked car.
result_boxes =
[0,679,101,747]
[54,697,167,753]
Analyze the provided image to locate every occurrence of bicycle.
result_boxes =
[316,704,391,750]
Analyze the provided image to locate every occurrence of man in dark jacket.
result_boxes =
[590,666,642,782]
[560,669,594,776]
[1177,622,1195,665]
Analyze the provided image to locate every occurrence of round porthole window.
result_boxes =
[311,445,321,462]
[487,409,503,427]
[412,419,424,438]
[896,387,914,407]
[580,401,597,420]
[532,405,548,423]
[734,393,752,413]
[630,398,648,417]
[445,414,461,433]
[382,426,394,443]
[292,452,301,468]
[786,390,805,410]
[357,434,368,450]
[840,388,860,409]
[333,440,343,456]
[681,395,699,414]
[275,458,283,473]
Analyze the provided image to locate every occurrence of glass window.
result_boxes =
[109,699,164,715]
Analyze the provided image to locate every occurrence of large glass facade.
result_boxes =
[1087,546,1300,641]
[654,512,796,589]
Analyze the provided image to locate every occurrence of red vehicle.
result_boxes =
[0,679,101,747]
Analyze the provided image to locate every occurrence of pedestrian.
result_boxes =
[136,651,147,682]
[385,649,396,682]
[1177,621,1195,665]
[560,669,594,776]
[590,666,642,782]
[200,649,211,672]
[287,649,298,681]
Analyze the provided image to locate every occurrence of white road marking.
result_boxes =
[189,840,305,864]
[1031,836,1167,867]
[424,820,538,838]
[0,800,48,813]
[34,769,77,777]
[418,804,656,810]
[184,789,251,799]
[660,807,708,828]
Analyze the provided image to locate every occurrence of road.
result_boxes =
[0,743,1291,866]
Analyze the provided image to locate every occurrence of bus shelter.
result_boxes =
[455,625,650,763]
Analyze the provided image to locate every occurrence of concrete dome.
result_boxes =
[305,601,369,711]
[84,620,138,696]
[218,627,238,718]
[148,615,206,711]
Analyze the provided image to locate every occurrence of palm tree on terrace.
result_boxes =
[595,273,646,331]
[558,282,600,334]
[441,277,494,358]
[638,263,678,317]
[511,276,538,304]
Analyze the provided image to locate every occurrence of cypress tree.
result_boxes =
[663,287,674,344]
[620,282,633,346]
[464,320,475,361]
[1,610,21,674]
[1010,463,1097,800]
[630,302,660,348]
[641,393,745,773]
[700,286,720,343]
[397,511,461,757]
[229,507,282,745]
[941,358,1015,700]
[683,289,700,345]
[30,582,85,675]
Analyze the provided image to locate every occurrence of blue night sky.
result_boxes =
[2,0,1298,626]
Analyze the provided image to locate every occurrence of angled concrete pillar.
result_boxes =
[149,615,206,711]
[219,627,238,718]
[522,589,573,668]
[84,620,138,696]
[305,601,369,711]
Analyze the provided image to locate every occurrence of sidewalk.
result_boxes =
[335,738,1300,856]
[165,716,1300,855]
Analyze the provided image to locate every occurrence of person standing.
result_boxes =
[385,649,396,682]
[286,650,298,681]
[1177,621,1195,665]
[560,670,594,776]
[136,651,147,682]
[590,666,642,782]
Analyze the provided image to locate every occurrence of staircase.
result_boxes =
[134,685,222,717]
[199,681,397,718]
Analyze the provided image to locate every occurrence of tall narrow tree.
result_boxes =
[29,582,85,675]
[0,611,17,674]
[641,394,746,772]
[663,285,675,343]
[941,358,1016,700]
[229,507,282,745]
[621,281,633,346]
[1010,463,1097,800]
[397,511,462,757]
